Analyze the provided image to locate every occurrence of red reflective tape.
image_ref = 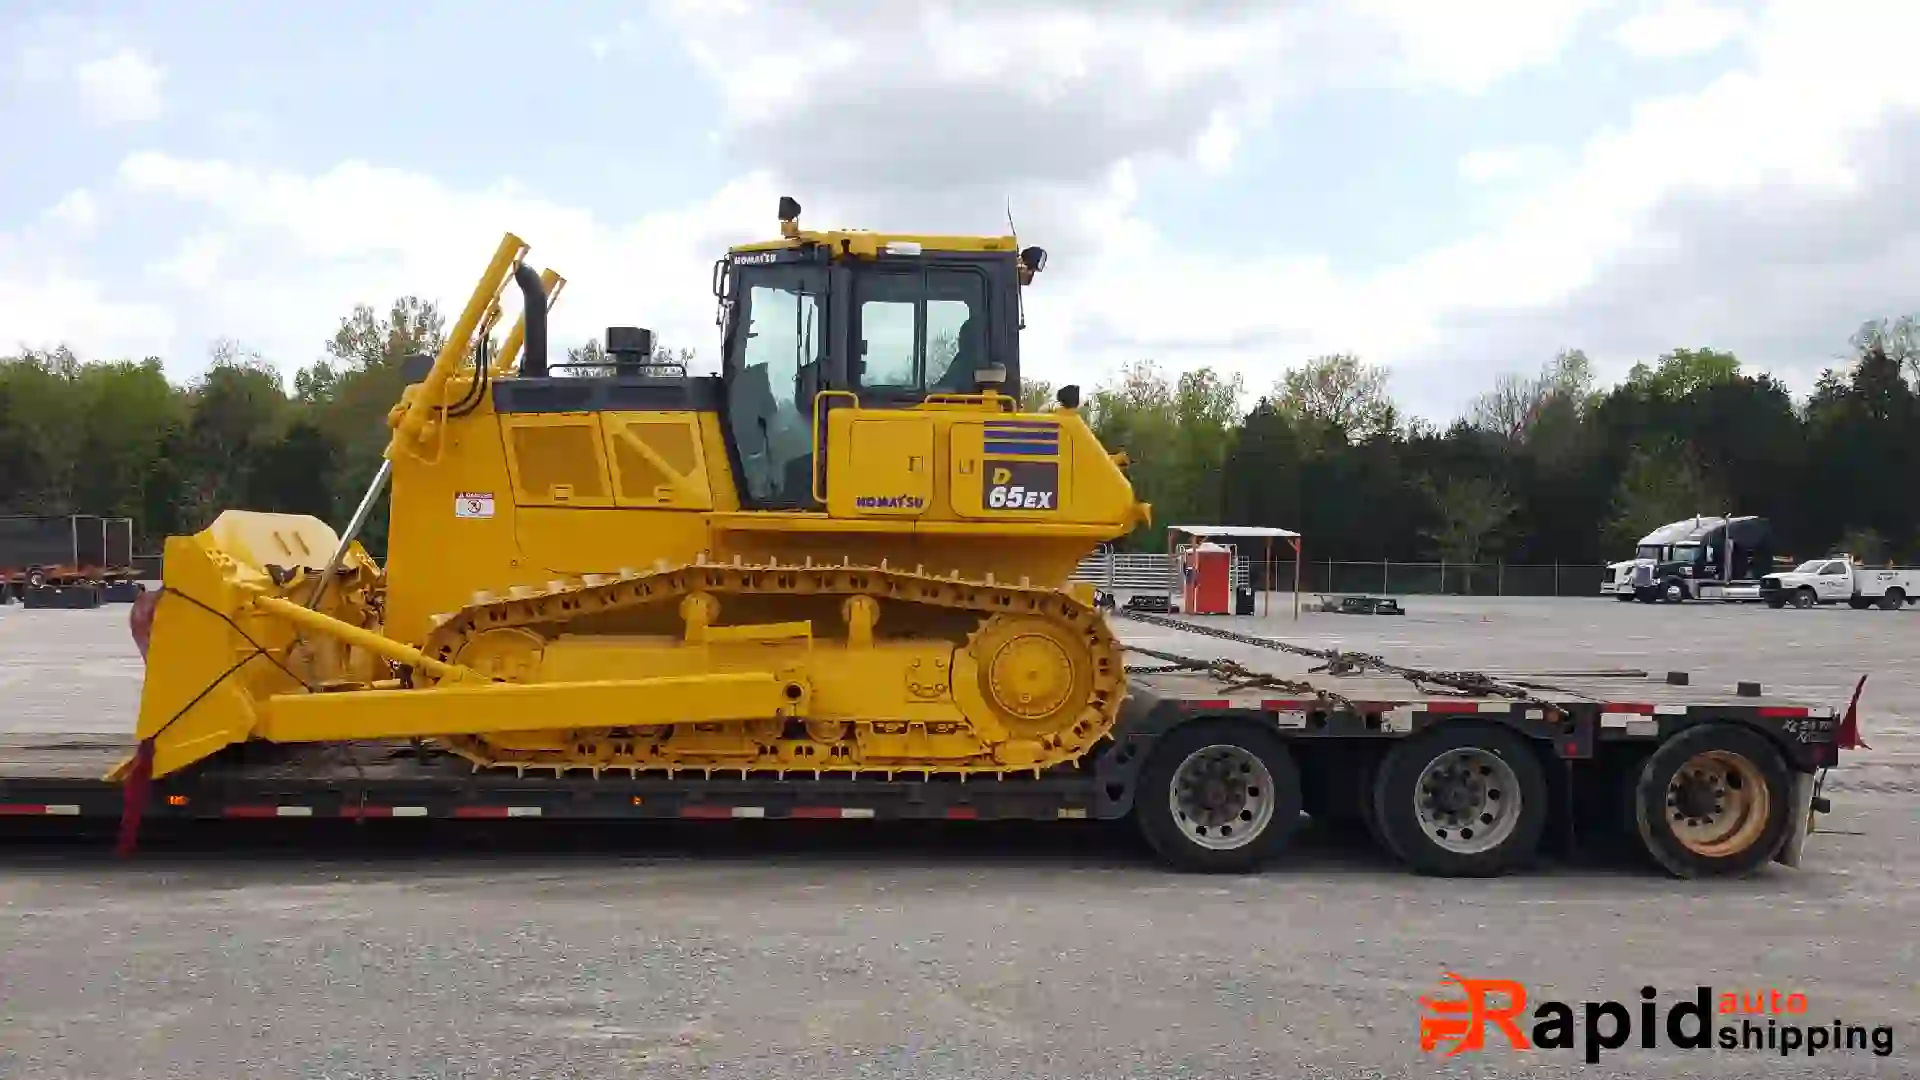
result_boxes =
[1262,699,1311,711]
[789,807,846,819]
[222,805,280,819]
[679,805,734,819]
[944,807,979,820]
[1758,706,1808,718]
[452,806,511,819]
[339,806,393,818]
[1604,702,1655,714]
[0,804,47,815]
[1187,699,1232,711]
[1425,701,1479,714]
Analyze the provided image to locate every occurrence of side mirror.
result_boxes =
[1056,384,1081,409]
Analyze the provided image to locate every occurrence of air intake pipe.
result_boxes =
[514,262,549,377]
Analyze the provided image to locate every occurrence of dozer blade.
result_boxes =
[112,510,385,781]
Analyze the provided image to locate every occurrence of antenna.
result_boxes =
[1007,197,1027,330]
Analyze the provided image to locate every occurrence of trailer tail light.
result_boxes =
[129,588,156,661]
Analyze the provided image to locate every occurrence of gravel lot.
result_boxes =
[1,593,1915,1078]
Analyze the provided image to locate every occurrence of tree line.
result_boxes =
[3,296,1917,568]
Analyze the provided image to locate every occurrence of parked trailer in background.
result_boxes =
[0,514,143,607]
[1761,555,1920,610]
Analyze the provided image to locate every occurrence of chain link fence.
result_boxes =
[1073,552,1608,597]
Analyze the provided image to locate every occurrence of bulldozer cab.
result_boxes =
[714,197,1037,510]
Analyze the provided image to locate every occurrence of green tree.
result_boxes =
[1417,474,1517,566]
[1603,437,1726,553]
[1273,354,1395,442]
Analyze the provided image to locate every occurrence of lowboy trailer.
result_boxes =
[0,616,1864,880]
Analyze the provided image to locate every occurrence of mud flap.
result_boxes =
[1773,771,1816,868]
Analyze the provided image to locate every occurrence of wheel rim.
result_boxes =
[1413,747,1522,855]
[1169,744,1276,851]
[1666,750,1770,858]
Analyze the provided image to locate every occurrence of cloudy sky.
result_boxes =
[3,0,1916,421]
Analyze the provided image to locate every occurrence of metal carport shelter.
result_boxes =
[1166,524,1304,620]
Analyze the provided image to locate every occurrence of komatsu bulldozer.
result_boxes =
[118,197,1151,786]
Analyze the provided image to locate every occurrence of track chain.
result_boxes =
[412,557,1128,777]
[1111,607,1566,716]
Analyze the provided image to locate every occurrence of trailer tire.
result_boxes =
[1370,722,1548,877]
[1632,723,1793,879]
[25,568,46,589]
[1136,719,1304,873]
[1764,595,1785,609]
[1878,588,1905,611]
[1849,597,1873,610]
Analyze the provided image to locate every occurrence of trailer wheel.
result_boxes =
[1136,719,1304,873]
[25,568,46,589]
[1791,587,1817,609]
[1370,722,1548,877]
[1632,723,1792,878]
[1848,597,1873,610]
[1878,588,1905,611]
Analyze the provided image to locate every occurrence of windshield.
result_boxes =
[724,263,824,508]
[1793,560,1827,573]
[1635,545,1667,561]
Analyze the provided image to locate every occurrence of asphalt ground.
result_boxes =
[0,592,1915,1078]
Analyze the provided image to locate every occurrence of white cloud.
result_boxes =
[1612,0,1751,59]
[114,152,786,377]
[72,47,165,123]
[45,189,100,234]
[1457,146,1559,184]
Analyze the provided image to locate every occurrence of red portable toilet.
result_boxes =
[1181,542,1233,615]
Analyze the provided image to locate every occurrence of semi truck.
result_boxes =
[1600,515,1774,603]
[1760,555,1919,610]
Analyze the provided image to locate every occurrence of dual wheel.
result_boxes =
[1135,718,1793,878]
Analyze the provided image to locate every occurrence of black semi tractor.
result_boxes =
[1602,515,1775,603]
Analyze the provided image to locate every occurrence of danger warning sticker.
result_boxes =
[455,492,495,519]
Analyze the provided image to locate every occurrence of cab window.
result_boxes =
[853,266,987,397]
[723,264,825,509]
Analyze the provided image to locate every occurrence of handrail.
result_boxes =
[811,389,859,505]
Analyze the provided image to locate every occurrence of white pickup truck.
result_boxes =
[1759,555,1919,610]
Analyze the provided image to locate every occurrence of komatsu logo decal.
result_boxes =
[855,494,925,509]
[732,251,780,265]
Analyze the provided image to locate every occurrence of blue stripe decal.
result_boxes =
[983,440,1060,456]
[985,420,1058,430]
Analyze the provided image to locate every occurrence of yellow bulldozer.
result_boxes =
[119,196,1151,787]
